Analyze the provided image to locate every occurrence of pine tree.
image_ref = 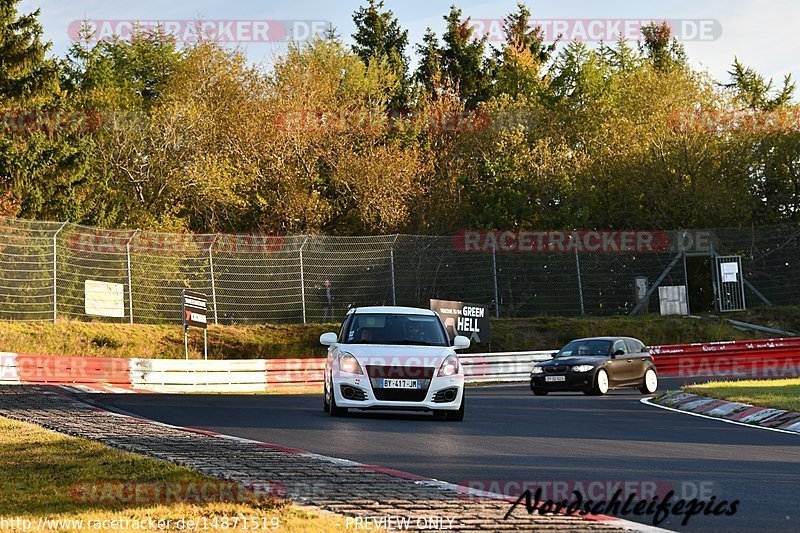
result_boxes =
[352,1,409,82]
[439,6,491,107]
[414,28,442,94]
[640,22,686,72]
[492,3,556,98]
[0,0,58,104]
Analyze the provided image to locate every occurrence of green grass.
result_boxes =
[0,313,773,360]
[0,416,344,531]
[684,378,800,412]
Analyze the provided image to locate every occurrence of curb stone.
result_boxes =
[649,390,800,434]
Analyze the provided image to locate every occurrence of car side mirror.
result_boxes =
[453,335,470,350]
[320,332,338,346]
[550,352,558,358]
[612,349,625,357]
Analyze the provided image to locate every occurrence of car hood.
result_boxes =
[537,356,607,367]
[338,344,454,368]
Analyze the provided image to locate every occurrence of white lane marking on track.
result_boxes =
[640,397,800,436]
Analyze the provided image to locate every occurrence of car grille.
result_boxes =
[432,387,459,403]
[367,365,434,402]
[544,365,570,374]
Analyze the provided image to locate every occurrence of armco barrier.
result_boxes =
[15,354,131,385]
[266,358,325,389]
[650,337,800,379]
[3,338,800,392]
[0,352,20,384]
[460,351,553,382]
[130,359,267,393]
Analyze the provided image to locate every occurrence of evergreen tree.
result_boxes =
[725,57,795,110]
[440,6,491,107]
[352,1,409,82]
[492,3,556,98]
[414,28,442,94]
[0,0,58,103]
[640,22,687,72]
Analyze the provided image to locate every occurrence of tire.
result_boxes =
[592,369,610,396]
[640,369,658,394]
[323,381,330,413]
[329,388,348,417]
[530,382,548,396]
[445,395,465,421]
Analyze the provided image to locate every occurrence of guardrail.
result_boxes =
[2,337,799,392]
[650,337,800,378]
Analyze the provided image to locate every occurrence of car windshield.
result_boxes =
[343,313,448,347]
[556,339,612,357]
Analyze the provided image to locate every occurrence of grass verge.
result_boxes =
[0,313,770,360]
[684,378,800,412]
[0,416,343,532]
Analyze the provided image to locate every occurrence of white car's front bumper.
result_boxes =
[333,373,464,411]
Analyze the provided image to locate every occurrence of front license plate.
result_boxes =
[383,379,418,389]
[545,376,566,382]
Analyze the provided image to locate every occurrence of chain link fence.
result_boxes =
[1,216,798,324]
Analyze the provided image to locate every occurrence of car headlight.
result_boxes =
[437,354,460,377]
[572,365,594,373]
[531,366,544,375]
[338,353,364,375]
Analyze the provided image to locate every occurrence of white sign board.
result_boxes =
[84,280,125,318]
[658,285,689,316]
[721,262,739,283]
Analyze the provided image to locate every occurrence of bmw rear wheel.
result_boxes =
[640,369,658,394]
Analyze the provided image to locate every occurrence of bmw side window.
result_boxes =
[613,340,627,355]
[624,339,643,354]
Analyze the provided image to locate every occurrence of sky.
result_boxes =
[20,0,800,86]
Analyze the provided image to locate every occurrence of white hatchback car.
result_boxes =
[321,306,470,421]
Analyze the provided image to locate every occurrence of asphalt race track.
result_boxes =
[92,378,800,533]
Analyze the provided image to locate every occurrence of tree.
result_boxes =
[725,58,795,110]
[0,0,58,104]
[414,28,442,95]
[491,3,557,99]
[439,6,491,107]
[352,0,409,107]
[640,22,687,72]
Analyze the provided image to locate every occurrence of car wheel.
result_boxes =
[323,380,330,413]
[640,369,658,394]
[592,369,610,395]
[445,396,465,421]
[530,382,548,396]
[329,389,348,417]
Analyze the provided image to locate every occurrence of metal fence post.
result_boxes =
[209,234,219,324]
[575,243,585,316]
[491,243,500,318]
[52,221,68,323]
[126,230,138,324]
[299,236,308,324]
[390,235,398,305]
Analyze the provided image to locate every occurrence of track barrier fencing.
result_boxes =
[3,216,800,323]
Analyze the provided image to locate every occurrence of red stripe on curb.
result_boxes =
[256,442,312,455]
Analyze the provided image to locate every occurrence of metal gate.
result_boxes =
[715,255,746,312]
